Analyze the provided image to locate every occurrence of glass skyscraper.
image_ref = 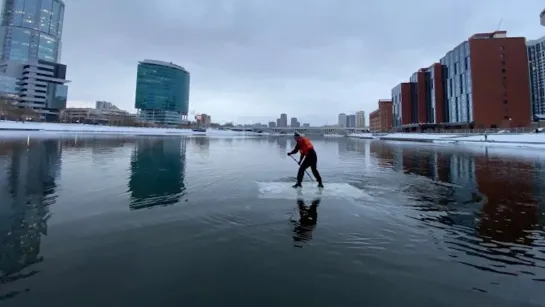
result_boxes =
[391,84,402,127]
[0,0,67,121]
[527,36,545,119]
[0,0,65,62]
[135,60,190,126]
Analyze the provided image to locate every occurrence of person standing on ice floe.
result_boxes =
[287,132,324,188]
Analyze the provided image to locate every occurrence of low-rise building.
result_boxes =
[195,114,212,128]
[61,103,135,125]
[369,99,393,132]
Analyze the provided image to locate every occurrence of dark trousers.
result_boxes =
[297,149,322,184]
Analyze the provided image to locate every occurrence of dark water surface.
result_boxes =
[0,135,544,307]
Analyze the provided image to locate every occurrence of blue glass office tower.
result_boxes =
[135,60,190,126]
[527,36,545,119]
[0,0,65,62]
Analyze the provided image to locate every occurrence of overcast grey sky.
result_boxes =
[62,0,544,125]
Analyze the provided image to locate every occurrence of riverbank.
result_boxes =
[349,132,545,148]
[0,120,262,137]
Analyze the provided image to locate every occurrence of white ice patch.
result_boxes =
[256,181,371,201]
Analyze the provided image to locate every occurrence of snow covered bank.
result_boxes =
[446,133,545,143]
[0,120,194,135]
[348,133,374,139]
[349,132,545,147]
[379,133,463,140]
[0,121,261,137]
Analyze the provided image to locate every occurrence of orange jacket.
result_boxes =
[296,137,314,155]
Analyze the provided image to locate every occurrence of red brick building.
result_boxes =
[469,32,531,128]
[392,31,531,131]
[369,99,393,132]
[430,63,446,124]
[369,109,379,132]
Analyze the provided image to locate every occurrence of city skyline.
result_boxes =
[45,1,545,125]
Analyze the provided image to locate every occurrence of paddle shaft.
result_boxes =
[289,155,314,182]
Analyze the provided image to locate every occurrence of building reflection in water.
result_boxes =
[59,137,132,151]
[370,141,544,276]
[191,136,209,152]
[128,137,187,210]
[475,155,541,245]
[275,137,287,154]
[339,138,367,155]
[370,140,395,168]
[0,139,60,299]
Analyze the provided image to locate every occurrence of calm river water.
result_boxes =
[0,135,544,307]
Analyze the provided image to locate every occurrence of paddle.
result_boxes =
[289,155,314,182]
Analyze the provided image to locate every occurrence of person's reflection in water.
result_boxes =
[291,198,320,247]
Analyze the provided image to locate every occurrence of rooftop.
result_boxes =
[469,31,507,40]
[139,59,189,73]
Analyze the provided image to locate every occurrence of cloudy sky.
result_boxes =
[62,0,544,125]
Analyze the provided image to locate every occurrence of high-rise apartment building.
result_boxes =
[338,113,346,127]
[347,114,356,128]
[0,0,68,121]
[96,101,116,110]
[134,60,190,126]
[392,31,531,130]
[527,36,545,119]
[355,111,366,128]
[290,117,299,127]
[268,121,276,128]
[279,113,288,127]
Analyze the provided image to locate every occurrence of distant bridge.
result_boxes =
[230,127,370,135]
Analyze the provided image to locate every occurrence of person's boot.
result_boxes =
[317,182,324,188]
[292,183,302,188]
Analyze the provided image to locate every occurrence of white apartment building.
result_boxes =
[355,111,366,128]
[338,113,347,127]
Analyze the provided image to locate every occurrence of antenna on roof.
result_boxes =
[496,17,503,32]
